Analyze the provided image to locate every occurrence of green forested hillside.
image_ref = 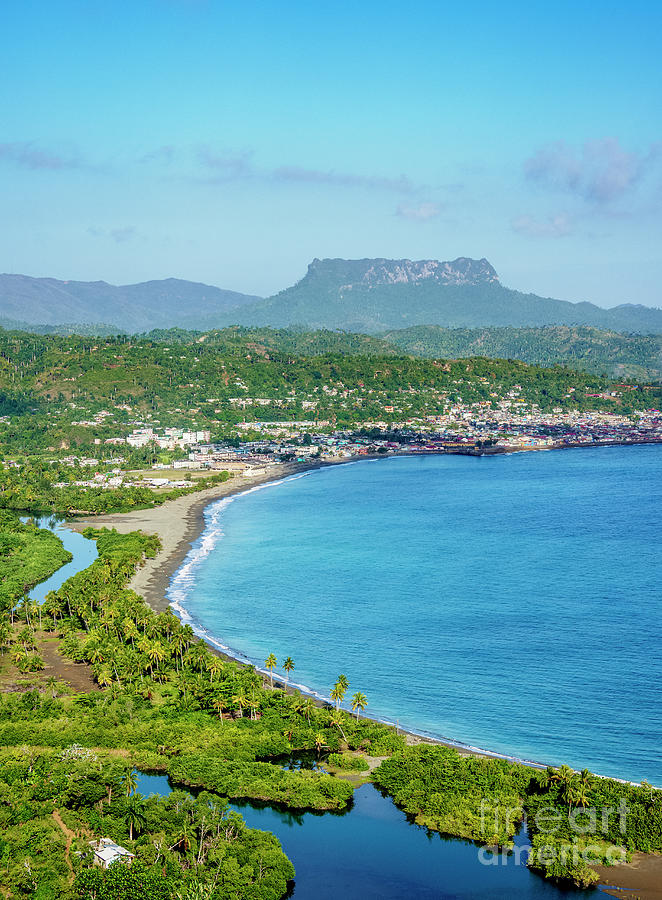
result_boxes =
[230,266,662,334]
[142,325,662,379]
[383,325,662,380]
[0,328,658,458]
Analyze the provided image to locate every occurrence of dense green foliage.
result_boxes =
[141,325,662,381]
[0,742,294,900]
[0,524,402,897]
[0,457,230,515]
[384,325,662,380]
[373,745,662,887]
[0,510,71,612]
[168,755,353,809]
[373,744,531,844]
[327,752,370,771]
[0,327,658,460]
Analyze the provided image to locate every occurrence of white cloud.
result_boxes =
[511,213,572,238]
[396,202,442,221]
[523,138,656,205]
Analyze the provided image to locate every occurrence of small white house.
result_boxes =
[91,838,134,869]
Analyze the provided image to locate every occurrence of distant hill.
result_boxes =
[135,325,662,380]
[4,258,662,336]
[230,257,662,334]
[0,274,260,333]
[0,316,120,337]
[383,325,662,381]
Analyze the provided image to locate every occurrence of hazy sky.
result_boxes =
[2,0,661,307]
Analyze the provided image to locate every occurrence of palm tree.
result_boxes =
[557,766,580,809]
[121,769,138,798]
[351,691,368,721]
[207,656,224,683]
[171,631,186,671]
[296,696,315,725]
[170,819,193,854]
[330,710,347,741]
[88,645,105,666]
[212,696,225,724]
[185,641,210,673]
[573,783,591,810]
[232,691,248,718]
[249,688,259,721]
[330,684,344,711]
[332,674,349,709]
[314,732,327,756]
[282,656,295,684]
[96,665,113,688]
[125,795,147,841]
[11,648,27,667]
[264,653,277,688]
[540,766,559,790]
[147,640,165,676]
[122,617,139,648]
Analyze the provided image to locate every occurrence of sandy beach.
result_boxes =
[72,461,307,611]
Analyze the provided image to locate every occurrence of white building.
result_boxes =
[91,838,134,869]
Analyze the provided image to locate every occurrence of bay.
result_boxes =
[170,446,662,785]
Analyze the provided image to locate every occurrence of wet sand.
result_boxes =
[72,462,304,610]
[595,851,662,900]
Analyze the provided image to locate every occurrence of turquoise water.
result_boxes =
[26,516,98,604]
[169,446,662,785]
[134,772,577,899]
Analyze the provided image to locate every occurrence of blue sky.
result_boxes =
[2,0,661,306]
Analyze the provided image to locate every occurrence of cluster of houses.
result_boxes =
[20,402,661,493]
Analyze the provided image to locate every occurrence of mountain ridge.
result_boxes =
[0,273,261,332]
[2,257,661,335]
[233,257,662,334]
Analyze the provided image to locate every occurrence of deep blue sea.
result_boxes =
[169,446,662,785]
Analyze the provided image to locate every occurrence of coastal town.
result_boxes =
[25,404,662,493]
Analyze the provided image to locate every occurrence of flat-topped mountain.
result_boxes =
[2,258,661,335]
[0,274,260,333]
[306,256,499,289]
[232,257,662,334]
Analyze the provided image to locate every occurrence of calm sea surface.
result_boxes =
[169,446,662,785]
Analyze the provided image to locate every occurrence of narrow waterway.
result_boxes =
[135,772,579,899]
[26,516,98,603]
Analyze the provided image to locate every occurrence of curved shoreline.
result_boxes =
[62,445,662,900]
[72,446,660,785]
